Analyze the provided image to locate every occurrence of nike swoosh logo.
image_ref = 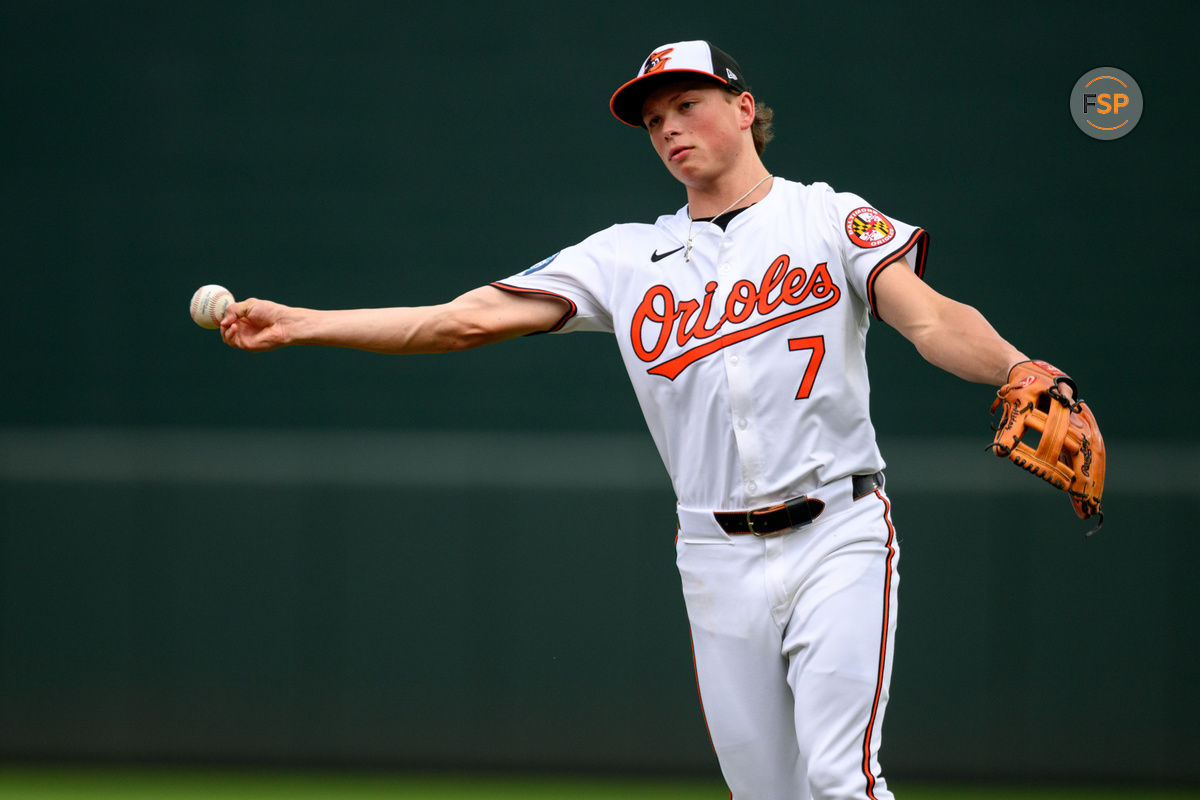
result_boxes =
[650,246,684,262]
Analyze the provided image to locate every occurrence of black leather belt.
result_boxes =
[713,471,884,536]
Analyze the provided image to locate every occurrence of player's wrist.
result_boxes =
[1003,357,1032,383]
[282,306,321,346]
[1003,354,1030,384]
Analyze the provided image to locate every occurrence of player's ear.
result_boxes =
[737,92,756,131]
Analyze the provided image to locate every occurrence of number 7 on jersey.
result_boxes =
[788,335,826,399]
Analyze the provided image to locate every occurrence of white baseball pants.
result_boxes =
[675,486,899,800]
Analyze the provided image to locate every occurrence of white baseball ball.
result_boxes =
[189,284,235,329]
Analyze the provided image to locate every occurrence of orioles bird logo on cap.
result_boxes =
[642,48,674,75]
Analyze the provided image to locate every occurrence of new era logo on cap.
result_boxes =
[610,40,750,128]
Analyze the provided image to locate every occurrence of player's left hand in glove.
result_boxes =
[989,359,1105,534]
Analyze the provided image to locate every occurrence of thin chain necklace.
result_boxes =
[684,174,773,261]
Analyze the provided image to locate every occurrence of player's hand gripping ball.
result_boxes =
[189,284,235,329]
[989,360,1106,533]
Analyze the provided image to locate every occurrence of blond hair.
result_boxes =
[750,100,775,156]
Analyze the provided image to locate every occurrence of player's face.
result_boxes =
[641,82,750,187]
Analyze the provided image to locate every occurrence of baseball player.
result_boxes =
[221,41,1060,799]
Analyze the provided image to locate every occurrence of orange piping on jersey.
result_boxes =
[910,229,929,278]
[865,228,929,320]
[861,488,897,800]
[489,282,578,333]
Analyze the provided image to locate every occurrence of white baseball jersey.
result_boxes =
[494,178,928,511]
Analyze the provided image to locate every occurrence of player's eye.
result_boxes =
[645,116,661,128]
[680,101,694,111]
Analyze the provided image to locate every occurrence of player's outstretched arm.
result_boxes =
[220,286,570,354]
[874,260,1026,386]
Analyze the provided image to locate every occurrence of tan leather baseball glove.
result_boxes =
[990,360,1105,533]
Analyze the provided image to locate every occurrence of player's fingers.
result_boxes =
[220,318,241,346]
[1053,377,1076,403]
[220,303,242,332]
[223,298,257,323]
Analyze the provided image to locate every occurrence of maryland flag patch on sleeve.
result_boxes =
[845,207,896,248]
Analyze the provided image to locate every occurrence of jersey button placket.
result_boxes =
[725,349,761,502]
[718,240,763,504]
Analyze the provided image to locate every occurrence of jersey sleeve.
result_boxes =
[824,188,930,319]
[491,227,617,334]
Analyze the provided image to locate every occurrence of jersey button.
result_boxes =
[746,481,758,494]
[729,354,739,365]
[737,417,748,430]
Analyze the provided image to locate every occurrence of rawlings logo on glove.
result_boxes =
[990,360,1106,534]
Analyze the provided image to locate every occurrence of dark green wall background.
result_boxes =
[3,0,1197,785]
[3,0,1195,436]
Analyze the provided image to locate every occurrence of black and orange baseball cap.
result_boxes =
[610,40,750,128]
